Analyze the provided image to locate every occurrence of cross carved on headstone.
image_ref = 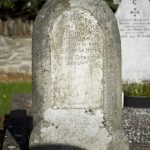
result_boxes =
[130,8,140,17]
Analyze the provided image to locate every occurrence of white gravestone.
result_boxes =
[116,0,150,83]
[30,0,129,149]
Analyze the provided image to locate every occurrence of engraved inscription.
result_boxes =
[51,8,105,108]
[118,18,150,38]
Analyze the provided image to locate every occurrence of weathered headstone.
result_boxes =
[30,0,129,149]
[116,0,150,83]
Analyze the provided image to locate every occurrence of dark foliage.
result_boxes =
[0,0,117,20]
[0,0,47,20]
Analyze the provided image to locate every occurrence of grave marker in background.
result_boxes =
[116,0,150,83]
[30,0,129,149]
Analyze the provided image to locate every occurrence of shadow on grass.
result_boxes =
[30,144,86,150]
[4,110,33,150]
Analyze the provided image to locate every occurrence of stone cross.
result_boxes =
[115,0,150,82]
[130,8,140,17]
[30,0,129,149]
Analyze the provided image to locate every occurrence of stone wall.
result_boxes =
[0,36,32,75]
[0,19,33,37]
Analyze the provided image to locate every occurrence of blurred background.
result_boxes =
[0,0,46,36]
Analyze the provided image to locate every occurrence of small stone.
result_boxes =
[8,145,16,149]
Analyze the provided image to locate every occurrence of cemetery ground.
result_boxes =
[0,73,32,149]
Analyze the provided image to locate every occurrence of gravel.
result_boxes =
[123,107,150,144]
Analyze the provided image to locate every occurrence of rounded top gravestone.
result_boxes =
[32,0,121,128]
[32,0,122,129]
[31,0,129,150]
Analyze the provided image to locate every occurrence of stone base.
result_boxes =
[30,109,129,150]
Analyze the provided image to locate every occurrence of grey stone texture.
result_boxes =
[31,0,129,149]
[0,36,32,75]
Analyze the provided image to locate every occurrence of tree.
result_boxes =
[27,0,46,19]
[0,0,15,19]
[0,0,46,20]
[0,0,14,9]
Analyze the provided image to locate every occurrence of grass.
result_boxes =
[123,82,150,97]
[0,81,32,117]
